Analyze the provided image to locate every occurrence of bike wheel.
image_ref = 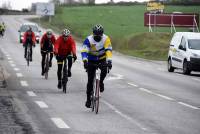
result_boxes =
[27,52,30,66]
[95,79,100,114]
[44,56,49,79]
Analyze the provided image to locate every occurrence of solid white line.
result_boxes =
[139,88,153,94]
[154,93,174,101]
[51,118,70,129]
[178,102,199,110]
[14,68,20,71]
[127,82,138,87]
[102,100,147,131]
[192,78,200,82]
[16,73,23,77]
[27,91,37,97]
[10,63,16,67]
[20,81,28,87]
[35,101,48,108]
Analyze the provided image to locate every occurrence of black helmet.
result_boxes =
[93,24,104,35]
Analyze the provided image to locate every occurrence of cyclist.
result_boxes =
[54,29,77,89]
[40,29,56,76]
[2,22,5,33]
[0,23,3,36]
[81,24,112,108]
[23,27,36,61]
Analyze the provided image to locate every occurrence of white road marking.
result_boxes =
[106,74,123,80]
[178,102,199,110]
[8,60,14,63]
[27,91,37,97]
[10,63,16,67]
[51,118,70,129]
[192,78,200,82]
[127,82,138,87]
[6,54,10,57]
[35,101,48,108]
[20,81,28,86]
[102,100,147,131]
[139,88,153,94]
[153,93,174,101]
[7,57,12,60]
[14,68,20,71]
[16,73,23,77]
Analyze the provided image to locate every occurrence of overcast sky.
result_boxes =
[0,0,148,10]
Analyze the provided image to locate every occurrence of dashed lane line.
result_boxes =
[127,82,138,87]
[10,63,16,67]
[153,93,175,101]
[14,68,20,71]
[102,100,148,131]
[192,78,200,82]
[8,60,14,63]
[35,101,48,108]
[16,73,23,77]
[7,57,12,60]
[20,81,28,87]
[51,118,70,129]
[27,91,37,97]
[139,88,153,94]
[178,102,199,110]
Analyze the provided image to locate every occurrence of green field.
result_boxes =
[33,5,200,60]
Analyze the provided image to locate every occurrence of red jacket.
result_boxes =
[40,33,56,49]
[23,31,36,45]
[54,35,76,56]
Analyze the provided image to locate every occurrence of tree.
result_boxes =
[1,1,12,9]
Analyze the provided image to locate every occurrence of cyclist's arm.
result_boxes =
[32,32,36,45]
[81,38,90,62]
[70,36,76,56]
[104,36,112,62]
[40,34,45,49]
[54,36,61,55]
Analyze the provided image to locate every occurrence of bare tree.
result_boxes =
[1,1,12,9]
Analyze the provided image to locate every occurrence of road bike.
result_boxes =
[44,50,50,79]
[61,55,75,93]
[26,43,31,66]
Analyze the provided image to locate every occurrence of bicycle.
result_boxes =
[44,50,50,79]
[26,43,31,66]
[90,63,110,114]
[61,55,75,93]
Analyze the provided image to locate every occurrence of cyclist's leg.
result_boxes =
[99,59,108,92]
[41,51,46,75]
[85,61,96,108]
[57,56,63,88]
[67,55,72,77]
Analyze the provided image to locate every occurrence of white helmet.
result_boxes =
[62,29,70,37]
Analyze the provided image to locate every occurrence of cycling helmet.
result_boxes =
[46,29,53,35]
[93,24,104,35]
[62,29,70,37]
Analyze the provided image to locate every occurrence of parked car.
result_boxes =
[18,23,41,43]
[168,32,200,75]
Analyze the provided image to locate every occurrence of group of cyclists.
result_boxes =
[0,22,6,36]
[22,24,112,108]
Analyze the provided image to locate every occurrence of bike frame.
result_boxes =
[62,57,68,93]
[26,43,31,66]
[44,51,50,79]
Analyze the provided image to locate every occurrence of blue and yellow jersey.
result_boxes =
[81,34,112,62]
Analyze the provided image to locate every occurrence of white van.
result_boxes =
[168,32,200,75]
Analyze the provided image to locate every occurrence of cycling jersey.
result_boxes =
[81,34,112,62]
[40,33,56,51]
[54,35,76,56]
[23,31,36,45]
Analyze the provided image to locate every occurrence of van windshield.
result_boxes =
[20,25,38,32]
[188,39,200,50]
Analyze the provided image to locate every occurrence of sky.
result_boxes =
[0,0,148,10]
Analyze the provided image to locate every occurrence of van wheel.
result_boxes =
[168,58,174,72]
[183,60,191,75]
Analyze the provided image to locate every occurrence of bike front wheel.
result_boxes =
[94,79,100,114]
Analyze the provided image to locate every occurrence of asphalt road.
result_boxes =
[0,15,200,134]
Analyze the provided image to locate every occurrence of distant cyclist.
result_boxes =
[54,29,77,89]
[40,29,56,75]
[81,24,112,108]
[0,22,4,36]
[23,27,36,61]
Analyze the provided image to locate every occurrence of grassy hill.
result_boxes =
[32,5,200,60]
